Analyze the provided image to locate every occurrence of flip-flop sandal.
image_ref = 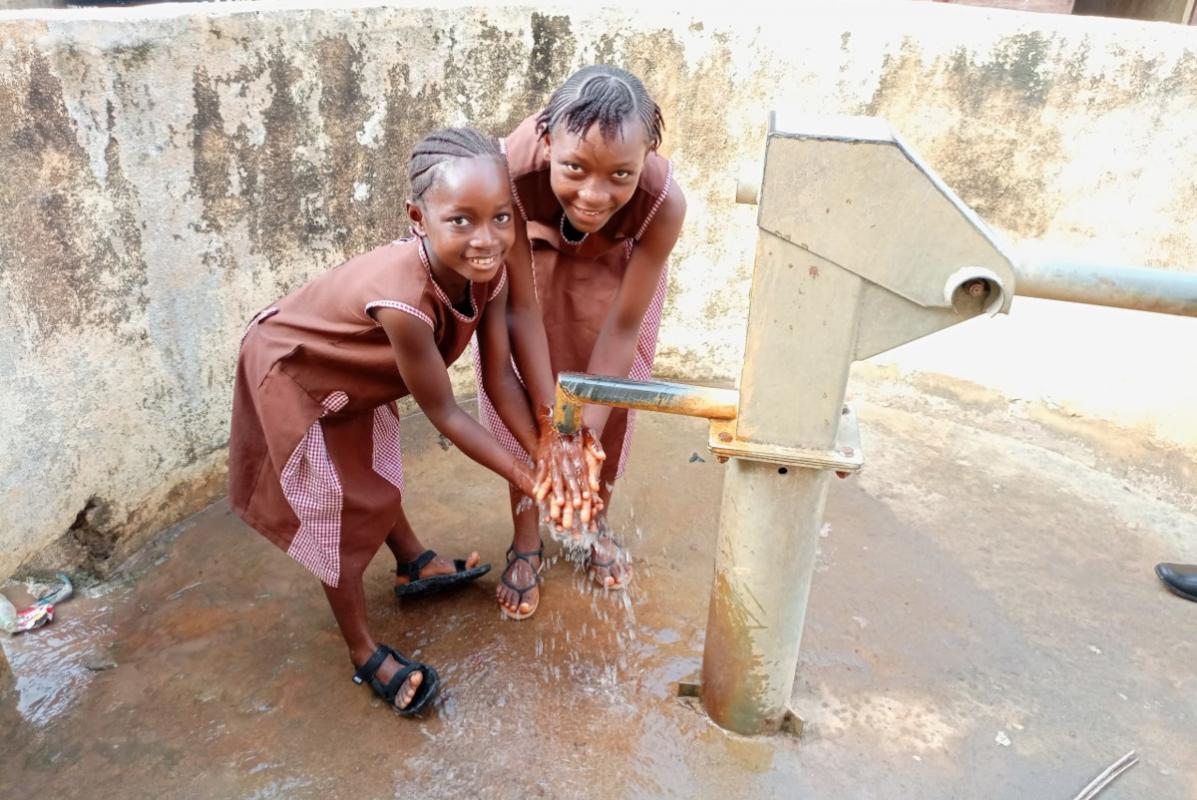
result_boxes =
[393,549,491,598]
[499,541,543,621]
[587,538,630,591]
[352,644,440,717]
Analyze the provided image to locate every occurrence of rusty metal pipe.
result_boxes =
[553,372,739,434]
[1014,259,1197,317]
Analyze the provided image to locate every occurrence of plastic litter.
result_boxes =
[33,573,74,606]
[0,573,73,635]
[13,603,53,634]
[0,592,16,634]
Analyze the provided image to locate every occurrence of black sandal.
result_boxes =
[352,644,439,717]
[393,549,490,598]
[499,541,543,621]
[587,536,630,591]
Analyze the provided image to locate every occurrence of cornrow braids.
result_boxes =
[408,127,502,203]
[535,65,664,151]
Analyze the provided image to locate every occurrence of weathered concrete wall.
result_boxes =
[0,2,65,9]
[2,1,1195,579]
[1075,0,1190,22]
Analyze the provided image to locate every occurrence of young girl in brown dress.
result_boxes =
[479,66,687,619]
[229,129,542,714]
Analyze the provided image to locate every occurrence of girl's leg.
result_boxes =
[322,550,423,710]
[384,505,481,588]
[496,484,543,617]
[589,412,632,588]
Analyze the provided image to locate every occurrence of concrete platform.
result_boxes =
[2,380,1195,799]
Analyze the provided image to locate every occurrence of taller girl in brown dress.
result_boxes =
[479,66,687,619]
[229,129,542,715]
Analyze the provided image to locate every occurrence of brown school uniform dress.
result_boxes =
[229,237,506,586]
[475,112,675,478]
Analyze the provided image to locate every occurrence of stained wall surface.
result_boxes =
[2,1,1194,578]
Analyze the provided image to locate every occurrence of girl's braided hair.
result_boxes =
[408,127,502,203]
[535,65,664,150]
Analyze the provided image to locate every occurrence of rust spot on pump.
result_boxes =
[701,573,774,734]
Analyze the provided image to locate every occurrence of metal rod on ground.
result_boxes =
[1070,750,1139,800]
[1014,260,1197,317]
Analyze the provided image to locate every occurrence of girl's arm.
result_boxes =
[582,182,687,436]
[375,307,535,497]
[504,219,590,524]
[477,280,539,458]
[504,221,557,415]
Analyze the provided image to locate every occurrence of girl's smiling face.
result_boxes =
[407,156,515,290]
[544,119,651,235]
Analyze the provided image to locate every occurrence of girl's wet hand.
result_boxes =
[550,434,587,532]
[510,459,537,499]
[535,432,565,511]
[552,436,584,510]
[531,428,594,530]
[532,430,571,529]
[574,428,606,532]
[581,428,606,497]
[533,451,551,502]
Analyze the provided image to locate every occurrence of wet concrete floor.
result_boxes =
[2,380,1196,799]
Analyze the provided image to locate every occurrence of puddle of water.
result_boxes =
[0,599,116,727]
[0,414,812,798]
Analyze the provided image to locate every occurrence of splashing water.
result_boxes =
[540,499,599,560]
[522,491,647,712]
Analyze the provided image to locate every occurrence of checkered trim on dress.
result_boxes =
[487,266,508,302]
[417,239,478,322]
[280,391,349,587]
[322,391,349,414]
[472,334,531,463]
[365,300,434,329]
[634,162,674,241]
[371,405,405,492]
[240,306,279,346]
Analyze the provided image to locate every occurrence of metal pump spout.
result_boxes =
[552,372,740,435]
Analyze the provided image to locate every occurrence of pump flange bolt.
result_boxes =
[841,447,855,457]
[718,432,734,443]
[964,279,989,298]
